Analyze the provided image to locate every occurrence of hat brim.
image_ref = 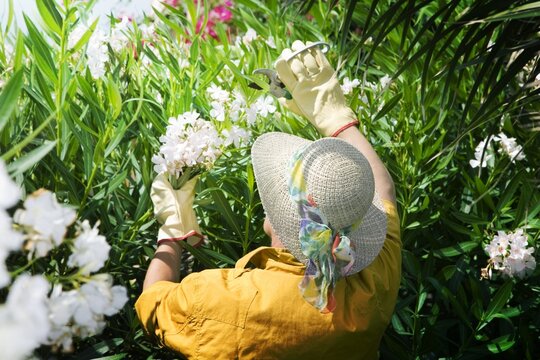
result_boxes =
[252,132,387,274]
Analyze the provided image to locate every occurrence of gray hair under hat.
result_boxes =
[251,132,387,275]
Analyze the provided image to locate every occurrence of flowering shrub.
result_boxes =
[470,133,525,169]
[0,0,538,358]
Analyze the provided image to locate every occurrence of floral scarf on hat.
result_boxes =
[288,146,359,313]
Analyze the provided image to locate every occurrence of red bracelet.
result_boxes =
[157,230,205,247]
[331,120,360,137]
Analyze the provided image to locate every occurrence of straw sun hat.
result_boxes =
[252,132,387,275]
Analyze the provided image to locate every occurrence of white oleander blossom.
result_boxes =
[222,125,251,148]
[210,101,226,122]
[341,77,360,95]
[470,132,526,169]
[255,95,277,118]
[469,137,495,168]
[0,274,50,360]
[87,28,109,79]
[68,220,111,275]
[68,25,88,50]
[0,159,20,209]
[0,212,24,288]
[484,229,536,279]
[229,90,247,122]
[47,275,128,351]
[207,84,230,104]
[109,17,131,52]
[152,111,224,177]
[246,103,259,125]
[494,132,526,162]
[380,75,392,88]
[0,160,22,287]
[265,36,276,49]
[241,28,257,45]
[47,285,78,352]
[139,23,155,40]
[13,190,77,258]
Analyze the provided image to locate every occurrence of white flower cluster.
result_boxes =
[341,77,360,95]
[341,75,391,115]
[469,137,495,169]
[357,74,392,95]
[232,28,275,49]
[494,132,526,162]
[470,132,526,168]
[48,275,127,352]
[152,111,225,177]
[208,84,276,126]
[238,28,258,46]
[69,17,132,79]
[484,229,536,279]
[68,220,111,275]
[14,190,77,259]
[0,160,128,357]
[152,83,277,178]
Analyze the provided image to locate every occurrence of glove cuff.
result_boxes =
[157,230,205,247]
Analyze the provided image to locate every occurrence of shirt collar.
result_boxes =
[234,246,305,277]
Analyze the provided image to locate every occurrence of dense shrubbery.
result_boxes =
[0,0,538,358]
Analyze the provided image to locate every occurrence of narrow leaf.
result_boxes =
[6,140,57,176]
[483,281,513,324]
[0,69,24,132]
[433,241,479,258]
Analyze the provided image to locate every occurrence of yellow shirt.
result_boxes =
[136,200,401,359]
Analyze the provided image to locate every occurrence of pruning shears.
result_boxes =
[248,41,330,100]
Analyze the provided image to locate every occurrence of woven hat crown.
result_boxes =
[296,141,374,229]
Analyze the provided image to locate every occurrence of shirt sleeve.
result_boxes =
[135,275,198,349]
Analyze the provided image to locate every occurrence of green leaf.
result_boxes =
[93,355,127,360]
[433,241,478,258]
[482,281,513,326]
[36,0,62,35]
[75,338,124,358]
[24,15,57,83]
[13,31,25,71]
[107,77,122,120]
[204,176,243,238]
[486,334,515,353]
[204,248,236,266]
[6,140,57,176]
[0,69,24,132]
[374,93,402,121]
[70,19,98,54]
[482,2,540,22]
[178,241,217,269]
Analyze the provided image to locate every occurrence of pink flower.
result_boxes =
[210,5,233,23]
[164,0,179,7]
[196,19,218,39]
[195,1,234,40]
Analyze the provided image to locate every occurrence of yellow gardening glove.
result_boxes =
[275,40,358,137]
[150,173,204,247]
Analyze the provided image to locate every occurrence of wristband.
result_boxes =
[331,120,360,137]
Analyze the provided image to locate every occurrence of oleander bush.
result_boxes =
[0,0,538,358]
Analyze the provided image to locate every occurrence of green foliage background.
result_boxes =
[0,0,538,358]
